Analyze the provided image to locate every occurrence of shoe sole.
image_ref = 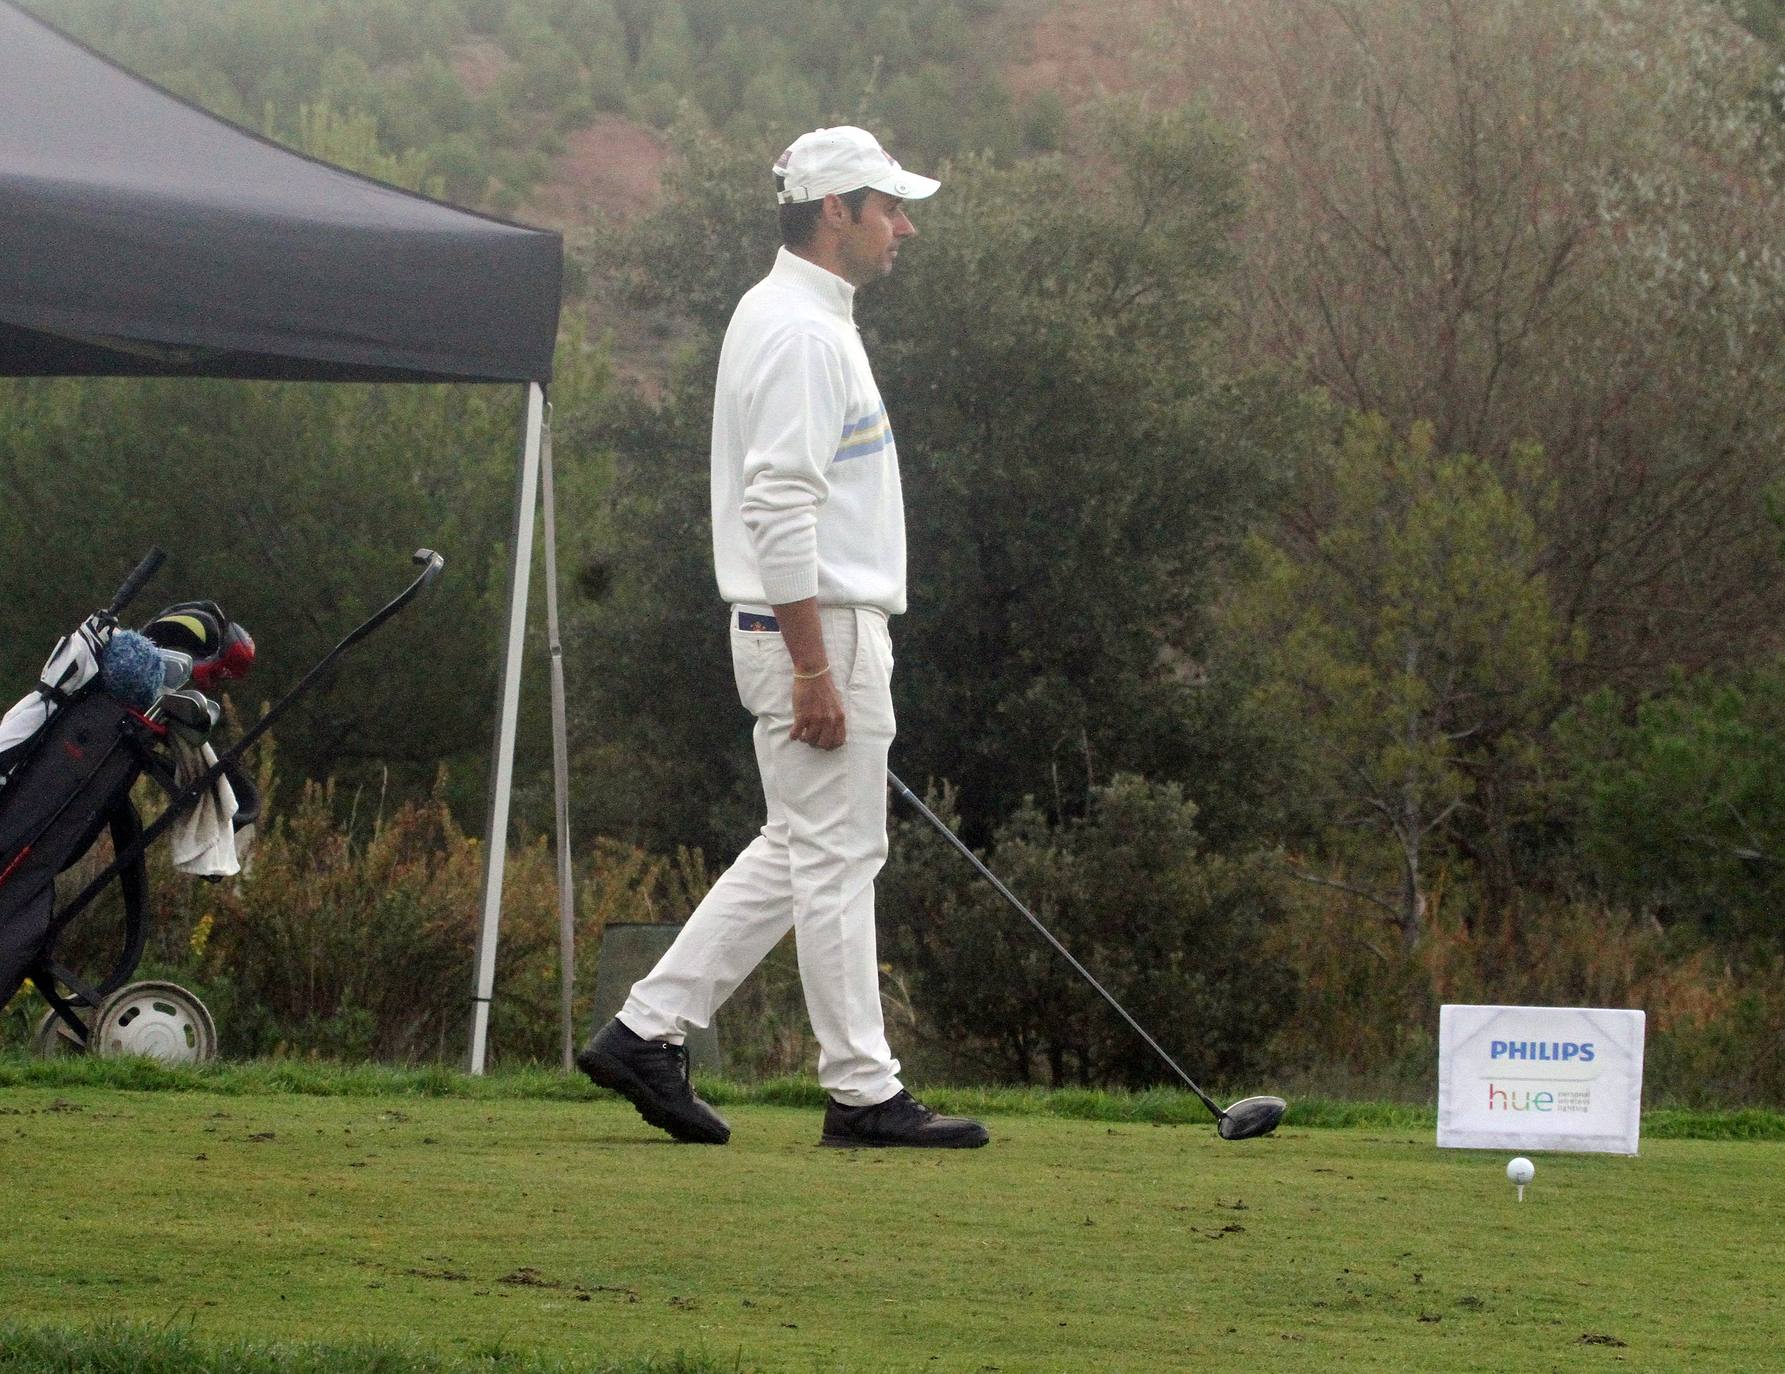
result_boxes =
[576,1046,730,1145]
[818,1132,988,1149]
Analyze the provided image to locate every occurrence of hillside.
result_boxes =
[520,0,1180,236]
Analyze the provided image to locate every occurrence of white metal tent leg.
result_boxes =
[539,403,577,1071]
[468,381,545,1075]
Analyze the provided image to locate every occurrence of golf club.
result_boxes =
[887,770,1287,1142]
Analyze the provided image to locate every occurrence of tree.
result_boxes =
[1721,0,1785,53]
[1166,0,1785,694]
[1220,415,1575,947]
[634,1,696,92]
[878,776,1296,1088]
[280,101,441,196]
[873,63,1021,164]
[1558,664,1785,946]
[728,68,822,147]
[562,0,629,109]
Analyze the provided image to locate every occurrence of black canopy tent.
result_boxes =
[0,0,568,1070]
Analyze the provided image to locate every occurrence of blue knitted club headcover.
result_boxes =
[100,629,167,709]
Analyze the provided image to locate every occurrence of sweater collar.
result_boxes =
[772,246,856,319]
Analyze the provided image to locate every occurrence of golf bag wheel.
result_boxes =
[90,980,217,1063]
[30,1007,88,1057]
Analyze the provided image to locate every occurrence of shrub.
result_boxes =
[12,747,715,1066]
[880,775,1297,1089]
[164,773,560,1062]
[1266,878,1785,1106]
[1557,665,1785,946]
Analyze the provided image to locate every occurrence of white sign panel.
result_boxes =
[1437,1004,1645,1155]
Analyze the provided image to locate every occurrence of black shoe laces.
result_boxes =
[905,1094,939,1123]
[870,1090,934,1125]
[651,1040,694,1095]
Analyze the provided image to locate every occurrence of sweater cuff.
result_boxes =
[759,566,818,605]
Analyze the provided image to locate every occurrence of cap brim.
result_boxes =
[869,170,940,201]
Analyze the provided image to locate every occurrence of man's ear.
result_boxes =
[819,192,850,229]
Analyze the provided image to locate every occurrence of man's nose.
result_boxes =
[895,213,917,238]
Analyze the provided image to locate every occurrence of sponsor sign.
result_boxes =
[1437,1004,1645,1154]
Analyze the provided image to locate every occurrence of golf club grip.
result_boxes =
[107,547,166,617]
[887,770,1225,1117]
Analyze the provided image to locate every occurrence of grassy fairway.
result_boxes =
[1,1080,1781,1373]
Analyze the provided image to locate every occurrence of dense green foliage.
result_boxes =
[1164,0,1785,967]
[880,776,1295,1087]
[1221,418,1577,944]
[1558,663,1785,944]
[25,0,1040,212]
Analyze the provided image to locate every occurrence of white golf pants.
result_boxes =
[619,604,903,1107]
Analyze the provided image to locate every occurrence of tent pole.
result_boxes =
[468,380,545,1075]
[538,401,578,1072]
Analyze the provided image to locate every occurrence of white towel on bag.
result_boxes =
[168,737,240,877]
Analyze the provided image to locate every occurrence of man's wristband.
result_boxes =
[792,664,831,681]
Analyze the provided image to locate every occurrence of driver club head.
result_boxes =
[1217,1095,1287,1141]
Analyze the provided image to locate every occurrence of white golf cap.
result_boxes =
[773,126,939,205]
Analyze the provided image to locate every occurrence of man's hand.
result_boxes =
[791,671,846,749]
[774,597,846,750]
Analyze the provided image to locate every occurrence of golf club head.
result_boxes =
[1217,1095,1287,1141]
[157,687,220,745]
[157,648,193,691]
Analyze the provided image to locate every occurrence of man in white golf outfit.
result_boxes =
[578,126,988,1150]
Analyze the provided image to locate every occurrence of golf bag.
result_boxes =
[0,551,258,1041]
[0,545,443,1054]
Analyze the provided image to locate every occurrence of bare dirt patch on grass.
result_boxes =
[527,115,669,231]
[450,39,513,99]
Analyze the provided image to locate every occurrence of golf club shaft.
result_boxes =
[887,770,1228,1123]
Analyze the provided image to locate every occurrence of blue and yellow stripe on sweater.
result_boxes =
[835,406,891,464]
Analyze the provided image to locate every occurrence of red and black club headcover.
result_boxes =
[140,601,255,691]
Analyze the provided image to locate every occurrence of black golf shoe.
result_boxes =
[576,1018,730,1145]
[819,1089,989,1149]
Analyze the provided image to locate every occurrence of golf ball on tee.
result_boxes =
[1507,1157,1535,1185]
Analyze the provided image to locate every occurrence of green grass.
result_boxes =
[1,1071,1782,1372]
[1,1053,1778,1137]
[0,1321,736,1373]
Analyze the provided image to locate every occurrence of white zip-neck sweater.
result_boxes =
[710,247,906,615]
